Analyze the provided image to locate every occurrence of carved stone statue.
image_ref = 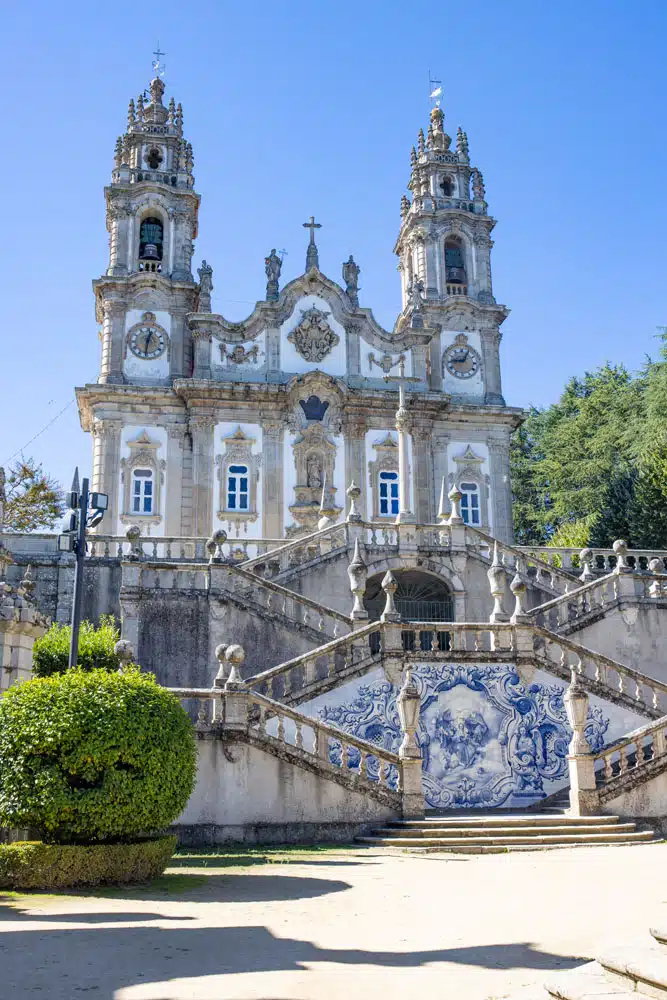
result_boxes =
[197,260,213,312]
[306,457,323,488]
[342,255,360,306]
[407,280,425,329]
[265,249,282,302]
[472,168,486,200]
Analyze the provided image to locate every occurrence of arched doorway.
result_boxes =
[364,570,454,653]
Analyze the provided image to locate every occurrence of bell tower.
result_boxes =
[95,67,200,385]
[394,104,508,405]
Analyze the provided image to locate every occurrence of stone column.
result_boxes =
[261,420,284,538]
[165,425,188,535]
[488,437,513,543]
[564,669,600,817]
[432,432,450,517]
[99,298,126,385]
[192,331,212,380]
[91,418,122,533]
[412,424,434,523]
[396,389,415,524]
[343,419,367,521]
[189,416,215,537]
[424,240,438,298]
[481,328,504,405]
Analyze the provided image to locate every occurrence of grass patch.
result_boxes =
[171,843,358,869]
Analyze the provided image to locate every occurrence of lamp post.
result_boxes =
[58,469,108,669]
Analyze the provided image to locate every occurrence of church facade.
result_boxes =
[76,73,523,544]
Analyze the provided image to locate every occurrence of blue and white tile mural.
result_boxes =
[306,663,642,809]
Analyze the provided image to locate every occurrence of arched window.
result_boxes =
[139,217,164,262]
[379,471,399,516]
[444,237,466,285]
[227,464,249,511]
[439,175,454,197]
[459,481,481,526]
[132,469,154,515]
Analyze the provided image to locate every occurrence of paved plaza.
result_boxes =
[0,843,665,1000]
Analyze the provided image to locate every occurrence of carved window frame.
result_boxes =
[120,431,165,527]
[368,432,403,520]
[448,445,490,529]
[215,427,260,529]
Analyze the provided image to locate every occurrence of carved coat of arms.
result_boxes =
[287,306,339,363]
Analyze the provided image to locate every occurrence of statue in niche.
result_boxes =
[342,255,360,306]
[306,456,323,488]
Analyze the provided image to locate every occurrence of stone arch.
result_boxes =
[364,568,455,622]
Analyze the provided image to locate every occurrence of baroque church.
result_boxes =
[78,71,520,547]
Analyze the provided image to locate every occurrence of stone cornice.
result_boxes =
[186,267,436,349]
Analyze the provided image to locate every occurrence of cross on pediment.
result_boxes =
[302,216,322,243]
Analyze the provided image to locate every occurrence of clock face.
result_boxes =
[445,344,481,379]
[129,325,166,360]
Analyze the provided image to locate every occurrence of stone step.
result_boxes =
[357,830,656,850]
[598,946,667,996]
[388,815,624,829]
[545,960,636,999]
[371,822,641,839]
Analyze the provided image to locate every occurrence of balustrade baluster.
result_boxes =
[653,688,660,712]
[618,672,625,696]
[344,743,354,770]
[283,670,292,699]
[295,721,304,749]
[266,593,273,610]
[332,621,340,638]
[377,759,387,787]
[431,632,439,652]
[318,614,325,631]
[474,630,482,652]
[316,727,329,760]
[634,680,643,703]
[277,714,286,742]
[618,746,628,773]
[359,750,368,779]
[604,754,613,781]
[303,609,310,627]
[305,658,316,687]
[327,657,336,678]
[258,705,267,735]
[371,527,378,545]
[654,727,666,758]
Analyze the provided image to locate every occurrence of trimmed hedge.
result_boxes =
[33,616,121,677]
[0,668,197,843]
[0,836,176,889]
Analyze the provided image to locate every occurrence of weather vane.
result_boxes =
[428,70,442,108]
[152,43,166,79]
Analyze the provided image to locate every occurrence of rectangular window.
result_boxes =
[131,469,153,515]
[379,472,399,516]
[460,481,480,526]
[227,464,249,513]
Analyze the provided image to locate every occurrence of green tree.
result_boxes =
[1,457,64,532]
[33,616,122,677]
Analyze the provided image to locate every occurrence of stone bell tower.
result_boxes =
[95,70,201,386]
[394,105,508,405]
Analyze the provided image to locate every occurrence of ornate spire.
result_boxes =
[400,194,410,219]
[456,125,469,159]
[417,128,425,154]
[410,146,417,167]
[167,96,176,127]
[175,103,183,136]
[127,98,136,127]
[136,93,144,123]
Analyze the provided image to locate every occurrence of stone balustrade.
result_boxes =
[518,545,667,576]
[469,526,575,593]
[230,566,352,639]
[593,716,667,799]
[530,571,667,632]
[87,534,287,562]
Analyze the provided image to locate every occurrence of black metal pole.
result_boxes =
[68,477,89,669]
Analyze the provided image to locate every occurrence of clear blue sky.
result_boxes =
[1,0,666,495]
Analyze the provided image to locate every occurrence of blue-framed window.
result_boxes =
[227,464,249,511]
[132,469,153,514]
[379,471,399,516]
[460,481,480,525]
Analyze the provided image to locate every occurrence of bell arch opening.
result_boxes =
[364,569,454,622]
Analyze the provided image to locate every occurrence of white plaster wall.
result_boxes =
[604,767,667,818]
[441,329,484,398]
[176,739,397,829]
[358,345,413,380]
[364,429,414,520]
[569,604,667,684]
[282,432,345,533]
[123,308,171,380]
[447,440,491,531]
[213,421,263,540]
[211,335,267,379]
[117,424,168,535]
[280,295,347,376]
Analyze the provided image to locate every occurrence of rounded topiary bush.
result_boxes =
[0,669,197,844]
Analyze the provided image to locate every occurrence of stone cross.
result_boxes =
[303,215,322,271]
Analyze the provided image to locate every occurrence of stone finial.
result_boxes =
[224,644,246,689]
[17,564,35,601]
[114,137,123,168]
[136,93,144,122]
[456,125,469,158]
[380,570,401,623]
[564,667,590,756]
[400,194,410,219]
[578,547,595,582]
[417,128,425,154]
[346,481,362,523]
[114,639,135,672]
[175,102,183,136]
[397,667,421,757]
[214,643,229,687]
[509,570,528,622]
[206,529,227,564]
[127,98,136,127]
[410,146,417,167]
[347,538,369,620]
[317,475,335,531]
[487,542,509,623]
[613,539,631,574]
[167,96,176,126]
[447,485,463,525]
[649,558,664,598]
[125,525,142,561]
[472,168,485,200]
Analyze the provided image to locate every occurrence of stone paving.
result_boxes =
[0,843,665,1000]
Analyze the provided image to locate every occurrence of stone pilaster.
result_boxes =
[488,437,513,543]
[165,424,188,535]
[91,418,122,533]
[411,344,428,383]
[106,202,130,276]
[171,208,194,282]
[345,325,361,378]
[189,416,215,537]
[192,330,212,380]
[424,239,438,298]
[428,331,442,392]
[169,308,188,379]
[265,326,281,378]
[343,419,367,520]
[481,328,504,405]
[412,424,435,523]
[98,299,126,385]
[433,432,450,516]
[261,420,284,538]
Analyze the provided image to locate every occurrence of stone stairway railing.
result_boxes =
[529,571,667,633]
[164,679,409,815]
[594,715,667,804]
[87,534,288,562]
[466,526,576,595]
[518,543,667,575]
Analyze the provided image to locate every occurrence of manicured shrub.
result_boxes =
[33,615,122,677]
[0,669,197,843]
[0,836,177,889]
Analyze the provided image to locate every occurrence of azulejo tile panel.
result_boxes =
[319,664,610,809]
